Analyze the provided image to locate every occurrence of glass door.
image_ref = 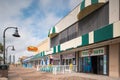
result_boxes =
[79,57,82,72]
[66,59,69,65]
[97,55,103,74]
[82,57,92,73]
[103,55,107,75]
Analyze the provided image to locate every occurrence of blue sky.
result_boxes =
[0,0,82,62]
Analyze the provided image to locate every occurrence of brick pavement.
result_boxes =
[8,65,120,80]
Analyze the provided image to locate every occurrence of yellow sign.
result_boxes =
[27,46,38,52]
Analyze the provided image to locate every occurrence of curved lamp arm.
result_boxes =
[3,27,20,64]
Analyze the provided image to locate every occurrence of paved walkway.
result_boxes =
[8,66,120,80]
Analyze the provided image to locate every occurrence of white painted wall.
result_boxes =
[61,37,82,51]
[113,21,120,38]
[109,0,120,24]
[56,6,80,33]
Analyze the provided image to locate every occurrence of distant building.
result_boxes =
[19,56,28,65]
[24,38,51,68]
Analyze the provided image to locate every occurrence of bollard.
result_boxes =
[0,64,8,78]
[53,66,57,75]
[36,65,39,71]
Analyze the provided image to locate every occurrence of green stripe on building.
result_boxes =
[48,27,56,37]
[58,44,61,53]
[52,27,56,33]
[40,52,42,56]
[53,46,56,54]
[82,34,89,46]
[91,0,98,4]
[43,51,45,56]
[80,0,85,10]
[42,51,43,56]
[94,24,113,43]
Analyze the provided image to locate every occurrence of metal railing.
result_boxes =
[37,65,77,75]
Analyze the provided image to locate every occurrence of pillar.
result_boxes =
[109,43,120,77]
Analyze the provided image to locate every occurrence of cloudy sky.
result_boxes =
[0,0,82,62]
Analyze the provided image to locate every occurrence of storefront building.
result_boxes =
[47,0,120,78]
[24,0,120,78]
[24,38,51,67]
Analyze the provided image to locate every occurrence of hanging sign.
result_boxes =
[27,46,38,52]
[81,47,105,57]
[92,47,105,56]
[52,55,60,60]
[81,50,89,57]
[62,53,75,59]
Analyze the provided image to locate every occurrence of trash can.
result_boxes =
[0,64,8,78]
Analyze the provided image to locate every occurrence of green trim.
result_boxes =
[43,51,45,56]
[52,27,56,33]
[80,0,85,10]
[42,52,43,56]
[91,0,98,4]
[94,24,113,43]
[53,46,56,54]
[82,34,89,46]
[41,52,42,56]
[48,27,56,37]
[58,44,61,53]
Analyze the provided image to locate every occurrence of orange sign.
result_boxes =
[27,46,38,52]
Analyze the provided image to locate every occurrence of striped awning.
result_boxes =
[31,51,45,60]
[52,44,61,54]
[48,26,58,38]
[77,0,108,20]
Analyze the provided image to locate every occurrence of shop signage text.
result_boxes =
[81,48,105,57]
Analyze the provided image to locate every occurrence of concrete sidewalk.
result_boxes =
[0,78,8,80]
[8,66,22,80]
[8,65,120,80]
[63,73,120,80]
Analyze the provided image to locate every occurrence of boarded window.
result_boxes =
[78,2,109,36]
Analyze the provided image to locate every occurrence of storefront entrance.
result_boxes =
[62,58,75,65]
[79,47,108,75]
[91,56,104,74]
[62,53,75,65]
[91,56,97,74]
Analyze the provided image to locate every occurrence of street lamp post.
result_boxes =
[3,27,20,64]
[9,55,11,64]
[13,55,15,64]
[6,45,15,63]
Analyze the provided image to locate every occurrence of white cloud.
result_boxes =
[0,0,82,62]
[0,0,37,62]
[36,13,62,37]
[0,0,32,24]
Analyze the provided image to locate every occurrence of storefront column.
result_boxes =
[60,55,62,65]
[76,52,79,72]
[109,43,120,78]
[119,43,120,78]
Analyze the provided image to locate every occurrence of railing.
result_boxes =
[37,65,77,75]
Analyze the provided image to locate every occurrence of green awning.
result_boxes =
[48,26,58,38]
[52,44,61,54]
[77,0,107,20]
[30,51,45,60]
